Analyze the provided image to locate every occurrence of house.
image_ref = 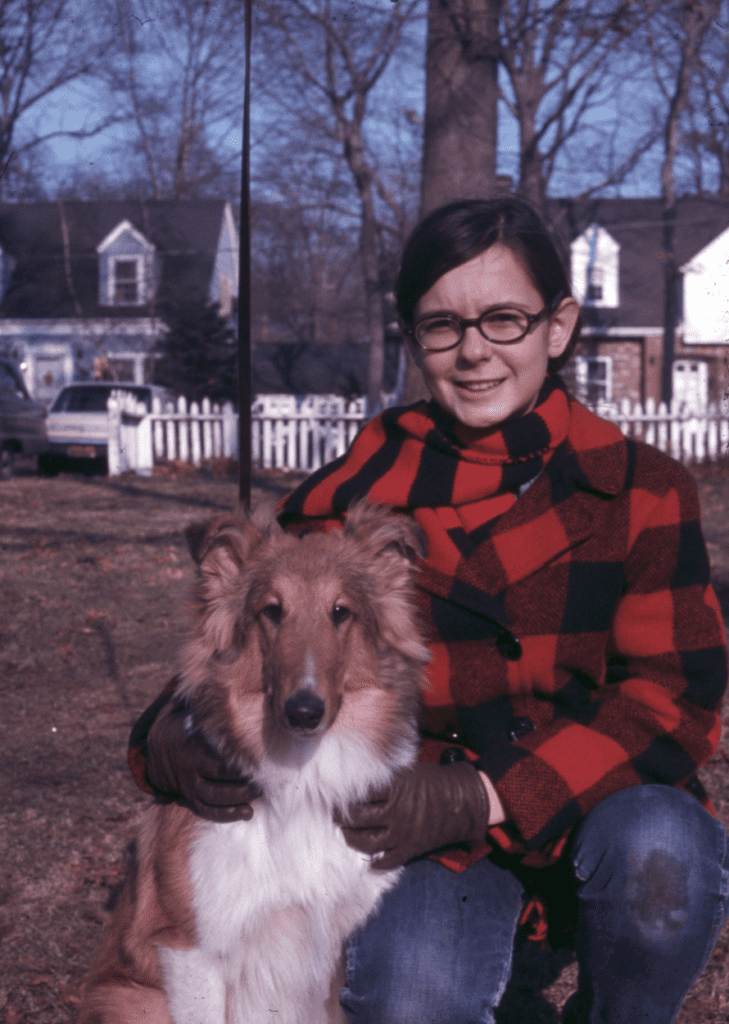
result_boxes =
[2,194,728,411]
[0,199,239,403]
[550,196,729,411]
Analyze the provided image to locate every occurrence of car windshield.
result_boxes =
[51,386,153,413]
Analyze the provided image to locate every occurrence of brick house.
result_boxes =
[0,199,238,403]
[550,196,729,411]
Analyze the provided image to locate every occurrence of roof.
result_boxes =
[547,195,729,332]
[1,194,728,333]
[0,199,229,319]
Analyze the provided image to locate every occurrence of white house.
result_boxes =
[0,199,239,403]
[552,195,729,409]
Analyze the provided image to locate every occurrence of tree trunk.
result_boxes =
[661,206,679,406]
[657,1,715,404]
[339,108,387,411]
[661,96,681,406]
[516,99,546,212]
[361,186,387,412]
[419,0,501,215]
[405,0,501,403]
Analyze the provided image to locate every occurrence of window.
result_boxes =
[586,266,604,302]
[97,220,156,307]
[51,384,156,413]
[113,260,139,304]
[570,225,620,308]
[574,355,613,405]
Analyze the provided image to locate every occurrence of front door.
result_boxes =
[34,356,66,405]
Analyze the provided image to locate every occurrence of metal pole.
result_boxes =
[238,0,253,506]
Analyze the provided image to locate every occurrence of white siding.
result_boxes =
[681,227,729,344]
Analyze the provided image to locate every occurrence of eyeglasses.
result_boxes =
[406,291,564,352]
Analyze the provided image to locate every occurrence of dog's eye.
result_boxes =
[261,603,283,624]
[332,604,351,626]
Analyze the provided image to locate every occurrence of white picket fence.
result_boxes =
[251,394,367,472]
[595,396,729,463]
[107,390,729,477]
[107,392,369,476]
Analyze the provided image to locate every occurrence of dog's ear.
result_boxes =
[186,515,265,656]
[344,499,431,669]
[344,498,427,562]
[186,501,283,566]
[185,513,264,569]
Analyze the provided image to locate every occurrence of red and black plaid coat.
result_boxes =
[279,398,728,871]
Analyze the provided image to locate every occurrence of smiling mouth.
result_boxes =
[454,379,505,393]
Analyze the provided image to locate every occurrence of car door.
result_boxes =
[0,359,48,454]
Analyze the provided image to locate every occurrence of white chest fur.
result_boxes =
[157,730,409,1024]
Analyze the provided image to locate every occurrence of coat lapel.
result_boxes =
[416,413,629,622]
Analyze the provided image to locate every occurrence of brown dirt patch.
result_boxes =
[0,458,727,1023]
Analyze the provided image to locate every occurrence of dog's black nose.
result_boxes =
[284,690,325,731]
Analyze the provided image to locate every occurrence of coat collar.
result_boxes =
[561,399,629,497]
[416,402,629,622]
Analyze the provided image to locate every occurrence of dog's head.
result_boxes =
[177,500,430,768]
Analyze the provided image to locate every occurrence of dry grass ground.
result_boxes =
[0,457,727,1024]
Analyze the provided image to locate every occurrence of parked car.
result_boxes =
[0,354,49,479]
[40,382,174,475]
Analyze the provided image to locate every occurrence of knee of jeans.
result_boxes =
[341,987,489,1024]
[341,948,496,1024]
[572,786,719,877]
[571,786,728,929]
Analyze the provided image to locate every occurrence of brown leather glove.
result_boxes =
[337,761,490,870]
[146,702,263,822]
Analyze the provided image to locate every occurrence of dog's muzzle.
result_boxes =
[284,689,325,732]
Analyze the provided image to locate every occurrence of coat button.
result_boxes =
[496,630,523,660]
[507,716,535,742]
[443,726,461,743]
[440,746,467,765]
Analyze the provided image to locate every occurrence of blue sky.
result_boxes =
[21,5,697,202]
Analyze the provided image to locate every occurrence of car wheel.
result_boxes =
[38,453,60,477]
[0,448,14,480]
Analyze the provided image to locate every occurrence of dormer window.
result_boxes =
[97,219,156,307]
[113,257,141,304]
[586,266,604,302]
[571,224,619,308]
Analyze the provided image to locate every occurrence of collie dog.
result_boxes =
[79,500,430,1024]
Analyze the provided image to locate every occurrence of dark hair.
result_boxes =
[396,197,580,372]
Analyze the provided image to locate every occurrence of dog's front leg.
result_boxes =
[157,946,227,1024]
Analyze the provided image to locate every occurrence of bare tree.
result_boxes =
[107,0,247,199]
[252,173,365,352]
[404,0,658,400]
[253,0,423,410]
[499,0,656,213]
[419,0,501,215]
[685,2,729,195]
[0,0,116,198]
[639,0,720,402]
[400,0,502,402]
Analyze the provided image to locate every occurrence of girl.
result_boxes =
[131,197,728,1024]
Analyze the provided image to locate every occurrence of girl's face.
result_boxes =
[407,244,579,438]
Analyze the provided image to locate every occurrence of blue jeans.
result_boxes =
[339,785,729,1024]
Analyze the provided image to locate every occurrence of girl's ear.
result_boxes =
[547,296,580,360]
[401,321,424,370]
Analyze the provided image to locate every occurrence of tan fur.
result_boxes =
[79,501,430,1024]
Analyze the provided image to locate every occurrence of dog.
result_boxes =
[79,500,430,1024]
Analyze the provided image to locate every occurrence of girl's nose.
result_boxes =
[457,324,494,363]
